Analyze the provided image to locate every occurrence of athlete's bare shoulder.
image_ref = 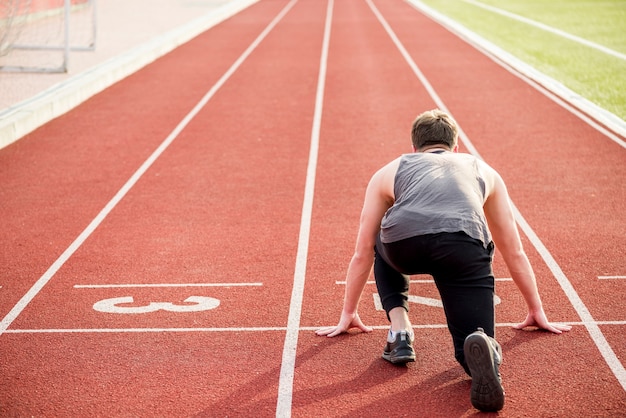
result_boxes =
[369,156,403,204]
[475,158,503,198]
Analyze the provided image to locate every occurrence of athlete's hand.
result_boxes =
[513,309,572,334]
[316,311,373,337]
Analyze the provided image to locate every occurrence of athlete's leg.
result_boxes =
[374,236,418,364]
[429,233,496,374]
[373,243,410,319]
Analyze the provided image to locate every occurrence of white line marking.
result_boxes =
[365,321,626,329]
[0,2,292,336]
[74,283,263,288]
[460,0,626,61]
[335,277,512,285]
[276,1,332,416]
[5,327,287,333]
[4,321,624,334]
[598,276,626,280]
[367,0,626,393]
[357,321,626,330]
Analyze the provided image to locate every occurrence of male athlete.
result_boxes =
[316,109,571,411]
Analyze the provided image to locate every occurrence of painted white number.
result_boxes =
[93,296,220,314]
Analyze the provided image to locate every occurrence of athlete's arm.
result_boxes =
[316,158,400,337]
[481,164,571,334]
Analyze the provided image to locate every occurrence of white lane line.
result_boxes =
[276,1,333,416]
[460,0,626,61]
[367,0,626,393]
[0,2,294,336]
[5,327,289,334]
[599,276,626,280]
[74,283,263,288]
[5,321,625,334]
[335,278,513,285]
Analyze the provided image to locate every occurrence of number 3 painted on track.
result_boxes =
[93,296,220,314]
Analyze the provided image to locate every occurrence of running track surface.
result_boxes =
[1,0,625,416]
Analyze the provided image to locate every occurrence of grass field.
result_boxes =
[414,0,626,122]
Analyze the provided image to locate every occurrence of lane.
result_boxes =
[0,0,329,416]
[0,0,284,322]
[380,0,626,371]
[373,0,626,398]
[297,0,469,416]
[297,0,625,416]
[2,0,304,333]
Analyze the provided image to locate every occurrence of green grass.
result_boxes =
[415,0,626,122]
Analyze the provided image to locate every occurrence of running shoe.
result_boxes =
[464,328,505,411]
[382,330,416,364]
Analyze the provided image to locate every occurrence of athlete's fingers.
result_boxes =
[512,315,572,334]
[357,324,373,333]
[315,325,348,337]
[537,322,572,334]
[544,324,563,334]
[315,326,339,336]
[326,328,344,337]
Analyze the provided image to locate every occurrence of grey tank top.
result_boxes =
[380,152,492,247]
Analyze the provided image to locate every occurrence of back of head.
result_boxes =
[411,109,459,151]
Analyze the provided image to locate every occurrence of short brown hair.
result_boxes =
[411,109,458,151]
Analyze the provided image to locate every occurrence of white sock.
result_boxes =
[388,329,414,342]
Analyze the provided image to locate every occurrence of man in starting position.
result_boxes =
[316,109,571,412]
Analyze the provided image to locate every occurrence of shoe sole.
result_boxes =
[382,351,416,364]
[464,332,505,411]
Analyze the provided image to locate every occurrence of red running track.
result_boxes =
[0,0,624,416]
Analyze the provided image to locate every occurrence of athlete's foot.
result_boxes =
[464,328,505,411]
[382,329,416,364]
